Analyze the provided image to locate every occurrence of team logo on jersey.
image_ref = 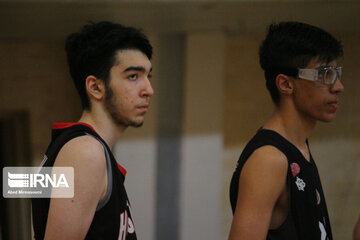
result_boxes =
[295,176,306,191]
[290,163,301,177]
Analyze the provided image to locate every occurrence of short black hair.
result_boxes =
[259,21,343,104]
[65,21,152,110]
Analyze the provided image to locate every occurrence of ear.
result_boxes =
[275,74,294,96]
[85,75,105,101]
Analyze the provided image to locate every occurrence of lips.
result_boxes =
[137,104,150,112]
[328,101,339,110]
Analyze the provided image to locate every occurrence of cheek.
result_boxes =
[293,87,319,111]
[111,82,139,106]
[123,95,134,104]
[294,88,329,119]
[117,88,136,105]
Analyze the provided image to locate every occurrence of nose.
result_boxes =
[330,78,344,94]
[141,77,154,98]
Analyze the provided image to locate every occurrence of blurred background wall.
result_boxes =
[0,1,359,239]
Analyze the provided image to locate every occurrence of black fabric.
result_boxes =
[229,128,332,240]
[32,124,137,240]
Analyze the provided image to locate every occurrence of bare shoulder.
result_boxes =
[238,144,289,198]
[242,145,288,177]
[53,135,107,189]
[54,135,106,169]
[238,145,289,202]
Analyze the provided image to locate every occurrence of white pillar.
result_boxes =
[180,31,225,240]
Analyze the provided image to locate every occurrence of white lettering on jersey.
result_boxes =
[319,221,327,240]
[118,201,135,239]
[118,210,128,240]
[127,202,135,234]
[128,217,135,234]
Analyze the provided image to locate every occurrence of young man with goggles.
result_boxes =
[229,21,344,240]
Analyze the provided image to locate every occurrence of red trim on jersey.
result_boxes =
[52,122,127,177]
[117,162,127,177]
[52,122,97,133]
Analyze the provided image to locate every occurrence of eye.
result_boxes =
[148,74,153,79]
[128,74,138,81]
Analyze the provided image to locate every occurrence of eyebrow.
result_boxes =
[123,66,152,74]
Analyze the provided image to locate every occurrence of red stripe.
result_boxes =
[117,162,127,177]
[52,122,97,133]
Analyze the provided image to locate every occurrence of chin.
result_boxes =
[128,118,144,128]
[131,122,144,128]
[318,114,337,123]
[113,118,143,128]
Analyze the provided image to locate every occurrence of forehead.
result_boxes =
[114,49,151,70]
[306,57,337,69]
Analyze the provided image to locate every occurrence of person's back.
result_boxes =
[229,21,344,240]
[32,21,154,239]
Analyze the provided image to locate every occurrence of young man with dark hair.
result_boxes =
[32,21,154,239]
[229,21,344,240]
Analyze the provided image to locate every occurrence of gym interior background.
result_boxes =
[1,1,359,239]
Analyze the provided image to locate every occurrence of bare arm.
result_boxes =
[44,136,107,240]
[228,146,288,240]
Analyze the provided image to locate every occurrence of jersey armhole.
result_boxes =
[84,132,113,211]
[257,143,294,236]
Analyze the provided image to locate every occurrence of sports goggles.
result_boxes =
[297,66,342,86]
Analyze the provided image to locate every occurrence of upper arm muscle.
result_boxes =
[229,145,288,240]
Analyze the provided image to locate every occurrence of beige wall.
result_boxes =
[0,41,81,162]
[224,35,271,146]
[223,33,360,239]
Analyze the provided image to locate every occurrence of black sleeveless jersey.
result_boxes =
[32,122,137,240]
[229,128,333,240]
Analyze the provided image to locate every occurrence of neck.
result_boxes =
[263,101,316,150]
[78,105,127,149]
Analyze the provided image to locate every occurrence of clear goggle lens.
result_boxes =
[298,67,342,85]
